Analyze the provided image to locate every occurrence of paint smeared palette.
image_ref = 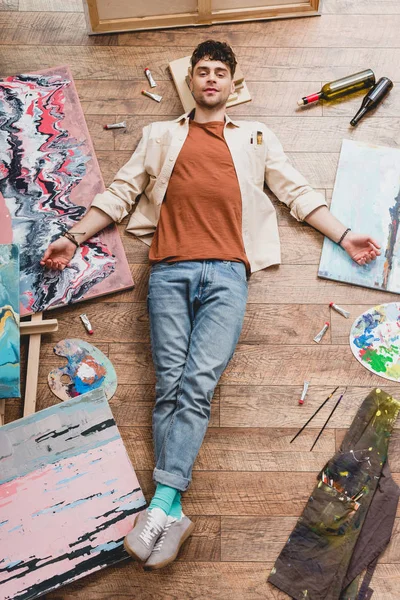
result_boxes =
[0,66,133,316]
[0,388,146,600]
[350,303,400,381]
[0,243,20,399]
[48,339,117,401]
[319,140,400,294]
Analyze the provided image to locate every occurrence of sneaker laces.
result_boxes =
[139,512,165,547]
[152,517,177,553]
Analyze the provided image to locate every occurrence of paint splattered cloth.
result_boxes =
[268,388,400,600]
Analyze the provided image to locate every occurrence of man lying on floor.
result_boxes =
[41,40,380,570]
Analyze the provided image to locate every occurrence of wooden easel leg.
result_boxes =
[24,312,43,417]
[0,399,5,426]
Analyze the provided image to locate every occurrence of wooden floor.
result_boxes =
[2,0,400,597]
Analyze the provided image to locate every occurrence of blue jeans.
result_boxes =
[147,260,248,492]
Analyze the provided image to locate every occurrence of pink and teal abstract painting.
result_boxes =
[319,139,400,293]
[0,66,133,316]
[0,243,20,399]
[0,388,146,599]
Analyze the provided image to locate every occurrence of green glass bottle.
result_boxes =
[350,77,394,126]
[298,69,376,106]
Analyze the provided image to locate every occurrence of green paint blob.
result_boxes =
[361,348,393,372]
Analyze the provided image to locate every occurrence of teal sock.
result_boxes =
[149,484,178,516]
[168,492,182,519]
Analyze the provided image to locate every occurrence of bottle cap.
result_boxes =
[297,99,304,106]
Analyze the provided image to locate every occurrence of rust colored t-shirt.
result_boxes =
[148,119,250,271]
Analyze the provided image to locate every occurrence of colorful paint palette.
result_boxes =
[48,339,117,401]
[350,303,400,381]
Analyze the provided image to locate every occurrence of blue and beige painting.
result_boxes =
[0,243,20,399]
[319,139,400,294]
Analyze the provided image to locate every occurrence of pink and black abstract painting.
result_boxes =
[0,388,146,599]
[0,66,133,316]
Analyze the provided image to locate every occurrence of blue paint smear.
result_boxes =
[31,489,115,517]
[91,540,122,554]
[57,472,87,486]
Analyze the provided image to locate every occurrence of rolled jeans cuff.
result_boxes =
[153,467,191,492]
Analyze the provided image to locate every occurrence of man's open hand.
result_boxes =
[40,237,77,270]
[340,232,381,265]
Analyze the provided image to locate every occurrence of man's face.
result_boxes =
[189,58,235,110]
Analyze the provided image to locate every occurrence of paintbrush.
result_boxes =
[290,386,339,444]
[310,389,346,451]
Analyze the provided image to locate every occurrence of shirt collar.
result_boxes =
[174,109,240,127]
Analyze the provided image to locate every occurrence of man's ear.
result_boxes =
[230,79,235,94]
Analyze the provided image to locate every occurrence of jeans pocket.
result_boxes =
[227,261,248,285]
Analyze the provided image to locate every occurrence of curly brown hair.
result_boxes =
[190,40,237,78]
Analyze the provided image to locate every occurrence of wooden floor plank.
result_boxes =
[0,12,115,45]
[37,301,331,345]
[79,81,325,117]
[220,386,400,428]
[4,46,400,82]
[34,343,385,387]
[19,0,83,10]
[119,427,335,472]
[221,516,400,563]
[44,561,289,600]
[116,15,400,48]
[0,0,18,9]
[136,471,400,517]
[43,561,400,600]
[322,0,400,15]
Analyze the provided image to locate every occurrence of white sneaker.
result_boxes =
[124,507,168,562]
[144,514,195,570]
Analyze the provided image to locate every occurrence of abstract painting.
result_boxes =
[319,139,400,293]
[48,339,117,401]
[350,303,400,382]
[0,388,146,600]
[0,66,133,316]
[0,244,20,399]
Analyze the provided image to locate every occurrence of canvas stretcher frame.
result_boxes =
[84,0,320,35]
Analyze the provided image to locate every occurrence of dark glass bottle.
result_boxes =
[350,77,394,126]
[298,69,375,106]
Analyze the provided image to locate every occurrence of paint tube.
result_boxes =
[142,90,162,103]
[80,313,94,335]
[298,380,310,405]
[103,121,126,130]
[329,302,350,319]
[313,322,329,343]
[144,67,157,88]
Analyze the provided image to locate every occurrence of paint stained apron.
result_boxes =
[268,388,400,600]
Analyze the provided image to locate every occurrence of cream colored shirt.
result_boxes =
[92,112,327,273]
